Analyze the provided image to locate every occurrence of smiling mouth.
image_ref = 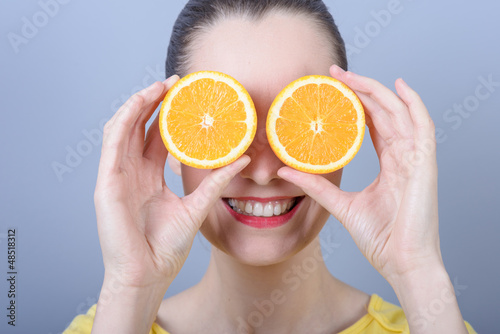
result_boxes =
[222,196,305,217]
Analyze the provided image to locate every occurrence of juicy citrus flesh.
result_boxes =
[159,71,257,169]
[267,75,365,174]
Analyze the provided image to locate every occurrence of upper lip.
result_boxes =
[222,196,305,203]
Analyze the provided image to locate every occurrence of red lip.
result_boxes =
[222,197,304,229]
[229,196,296,203]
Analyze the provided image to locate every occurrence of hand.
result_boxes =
[94,76,250,289]
[277,65,443,283]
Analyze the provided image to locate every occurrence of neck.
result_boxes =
[194,236,355,334]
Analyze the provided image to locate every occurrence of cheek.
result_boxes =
[323,168,343,187]
[181,165,211,195]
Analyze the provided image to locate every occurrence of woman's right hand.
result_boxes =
[94,76,250,290]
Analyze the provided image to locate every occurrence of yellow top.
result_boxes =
[63,294,476,334]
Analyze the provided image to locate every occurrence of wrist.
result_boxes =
[386,255,445,290]
[390,263,450,304]
[92,274,170,334]
[99,272,169,303]
[389,265,467,334]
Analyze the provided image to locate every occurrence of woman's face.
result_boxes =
[180,12,342,265]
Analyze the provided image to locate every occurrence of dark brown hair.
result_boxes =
[165,0,347,78]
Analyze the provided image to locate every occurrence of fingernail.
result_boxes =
[232,155,251,171]
[163,74,179,86]
[277,167,295,181]
[399,78,408,87]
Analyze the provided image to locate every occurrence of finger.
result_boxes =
[277,167,354,224]
[136,75,179,128]
[107,80,164,132]
[183,156,251,228]
[100,81,166,171]
[129,75,180,157]
[143,113,168,170]
[324,79,392,176]
[330,65,414,139]
[330,66,396,143]
[356,91,397,143]
[365,112,387,157]
[365,113,397,175]
[395,78,435,140]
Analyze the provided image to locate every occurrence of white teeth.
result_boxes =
[263,203,274,217]
[245,202,253,214]
[273,203,281,216]
[226,198,299,217]
[253,202,263,216]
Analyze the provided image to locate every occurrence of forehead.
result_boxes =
[186,11,333,98]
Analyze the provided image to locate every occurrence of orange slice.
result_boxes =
[159,71,257,169]
[266,75,365,174]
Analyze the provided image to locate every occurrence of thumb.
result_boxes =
[277,167,353,224]
[183,155,251,227]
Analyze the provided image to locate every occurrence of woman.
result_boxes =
[65,0,476,333]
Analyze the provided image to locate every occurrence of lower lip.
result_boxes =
[222,197,303,229]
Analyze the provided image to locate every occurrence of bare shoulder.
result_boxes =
[344,284,372,309]
[156,286,199,333]
[326,278,372,331]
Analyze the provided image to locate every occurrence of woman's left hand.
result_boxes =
[278,65,443,284]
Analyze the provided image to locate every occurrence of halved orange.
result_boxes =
[159,71,257,169]
[266,75,365,174]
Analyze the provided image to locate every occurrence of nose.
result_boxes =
[239,124,286,185]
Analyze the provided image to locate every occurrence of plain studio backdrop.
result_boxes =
[1,0,499,333]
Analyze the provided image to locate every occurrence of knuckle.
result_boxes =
[415,116,435,132]
[113,117,129,129]
[161,253,183,278]
[210,169,229,189]
[149,80,162,91]
[127,93,145,110]
[310,177,324,194]
[103,120,113,134]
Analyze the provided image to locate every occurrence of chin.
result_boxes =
[199,196,330,266]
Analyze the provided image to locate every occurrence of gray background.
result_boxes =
[1,0,499,333]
